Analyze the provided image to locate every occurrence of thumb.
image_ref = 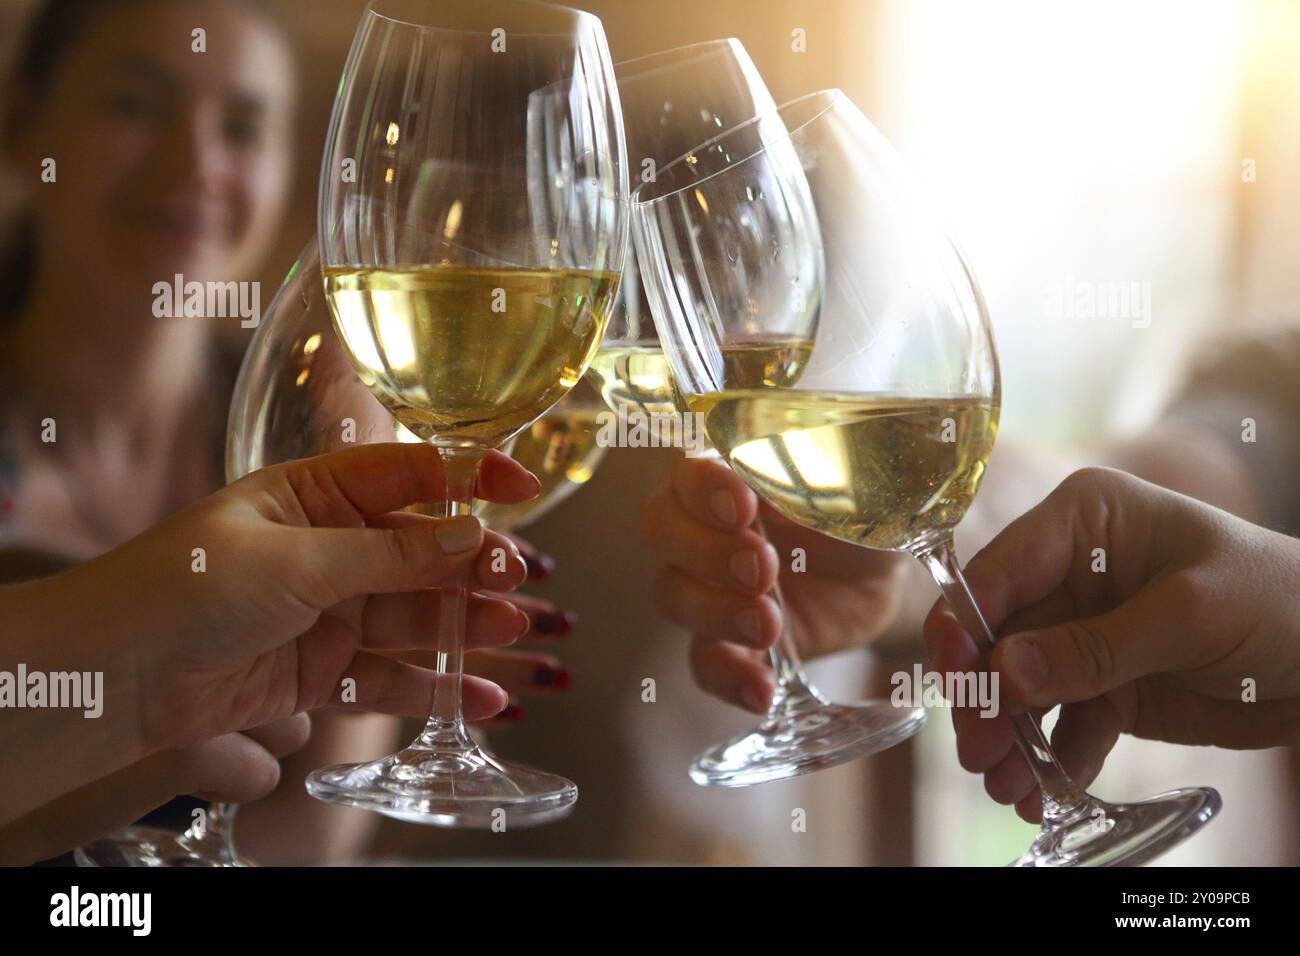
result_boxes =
[292,514,486,608]
[992,583,1192,708]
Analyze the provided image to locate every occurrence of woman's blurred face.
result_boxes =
[12,0,295,309]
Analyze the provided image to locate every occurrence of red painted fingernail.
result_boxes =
[499,703,525,722]
[532,609,576,637]
[523,551,556,581]
[533,666,573,689]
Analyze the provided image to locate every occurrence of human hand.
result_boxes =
[0,716,310,865]
[27,443,538,770]
[924,467,1300,821]
[642,455,909,713]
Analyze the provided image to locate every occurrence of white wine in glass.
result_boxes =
[595,40,929,786]
[687,391,998,550]
[307,0,627,828]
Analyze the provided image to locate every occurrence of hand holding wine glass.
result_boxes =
[641,454,911,712]
[8,716,309,866]
[925,465,1300,820]
[3,442,535,836]
[311,0,626,826]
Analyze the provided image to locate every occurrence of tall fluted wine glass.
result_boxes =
[309,0,626,827]
[637,89,1221,865]
[590,41,924,787]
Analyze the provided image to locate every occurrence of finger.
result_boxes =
[258,444,540,526]
[982,745,1038,808]
[288,514,532,610]
[991,577,1206,710]
[326,652,508,721]
[240,714,312,759]
[476,449,544,504]
[364,513,529,593]
[479,699,527,727]
[669,456,760,531]
[184,733,285,802]
[464,649,573,695]
[957,469,1149,634]
[481,592,577,640]
[654,567,780,650]
[642,484,778,594]
[473,531,530,591]
[358,590,530,651]
[393,649,573,696]
[0,735,280,865]
[501,533,557,582]
[951,699,1016,774]
[688,636,774,713]
[1048,697,1124,790]
[1015,790,1045,824]
[923,602,984,680]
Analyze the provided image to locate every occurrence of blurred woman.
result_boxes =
[0,0,368,864]
[0,0,293,568]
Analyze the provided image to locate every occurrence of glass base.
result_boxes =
[690,696,927,788]
[1012,786,1222,867]
[305,743,578,829]
[74,825,244,867]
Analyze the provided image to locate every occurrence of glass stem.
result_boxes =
[188,801,236,850]
[413,448,483,753]
[912,535,1088,825]
[751,514,827,714]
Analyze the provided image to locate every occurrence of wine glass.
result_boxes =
[636,89,1221,865]
[307,0,626,827]
[589,39,925,787]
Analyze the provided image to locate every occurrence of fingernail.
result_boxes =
[534,666,573,690]
[741,684,769,714]
[1002,638,1048,691]
[435,515,482,554]
[513,607,531,638]
[499,702,525,723]
[735,607,765,646]
[523,551,556,581]
[710,488,738,526]
[533,609,576,637]
[729,550,761,589]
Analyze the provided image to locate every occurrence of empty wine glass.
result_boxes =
[636,89,1220,865]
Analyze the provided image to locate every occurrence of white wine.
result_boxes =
[587,338,815,417]
[687,390,998,550]
[325,266,619,449]
[476,382,608,532]
[585,342,678,417]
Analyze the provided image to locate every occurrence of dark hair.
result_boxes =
[0,0,285,322]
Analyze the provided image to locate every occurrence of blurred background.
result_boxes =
[1,0,1297,865]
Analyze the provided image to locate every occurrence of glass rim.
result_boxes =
[632,88,842,207]
[366,0,601,39]
[615,36,743,70]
